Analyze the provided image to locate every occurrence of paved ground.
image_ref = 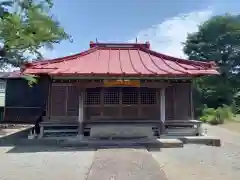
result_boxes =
[0,146,168,180]
[0,124,240,180]
[151,124,240,180]
[87,148,167,180]
[218,121,240,136]
[0,146,95,180]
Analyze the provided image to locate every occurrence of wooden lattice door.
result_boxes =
[84,87,160,121]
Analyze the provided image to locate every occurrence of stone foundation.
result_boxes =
[90,125,154,139]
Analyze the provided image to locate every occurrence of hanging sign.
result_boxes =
[103,80,140,87]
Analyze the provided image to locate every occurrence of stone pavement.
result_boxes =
[87,148,167,180]
[0,146,167,180]
[150,124,240,180]
[1,123,239,180]
[0,146,95,180]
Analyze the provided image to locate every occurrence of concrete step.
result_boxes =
[165,128,198,136]
[156,138,183,148]
[8,135,221,148]
[63,138,184,148]
[161,135,221,147]
[179,136,221,147]
[44,129,78,133]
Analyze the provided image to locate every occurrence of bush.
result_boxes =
[218,105,234,121]
[199,105,234,125]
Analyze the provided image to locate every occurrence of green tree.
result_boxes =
[183,14,240,110]
[0,0,70,69]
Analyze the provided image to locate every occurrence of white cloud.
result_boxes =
[24,47,58,62]
[38,48,59,60]
[1,47,57,72]
[131,9,213,58]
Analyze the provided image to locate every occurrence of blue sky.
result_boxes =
[42,0,239,59]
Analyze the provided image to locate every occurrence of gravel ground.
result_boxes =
[0,146,95,180]
[151,124,240,180]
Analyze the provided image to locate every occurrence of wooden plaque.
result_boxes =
[103,80,140,87]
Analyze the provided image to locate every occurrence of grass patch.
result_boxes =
[199,105,234,125]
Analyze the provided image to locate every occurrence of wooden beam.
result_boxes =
[52,81,172,88]
[52,76,193,80]
[84,104,158,108]
[52,83,73,86]
[5,106,42,109]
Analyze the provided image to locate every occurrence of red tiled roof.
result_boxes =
[22,42,219,77]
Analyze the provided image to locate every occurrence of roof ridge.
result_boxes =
[139,46,217,69]
[90,42,150,49]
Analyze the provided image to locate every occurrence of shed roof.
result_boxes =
[22,42,219,77]
[0,71,22,79]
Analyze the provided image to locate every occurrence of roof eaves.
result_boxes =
[46,71,218,77]
[24,46,100,68]
[139,46,218,70]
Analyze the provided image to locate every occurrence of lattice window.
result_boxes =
[104,88,120,104]
[122,87,138,104]
[0,81,6,93]
[84,88,101,105]
[140,88,157,104]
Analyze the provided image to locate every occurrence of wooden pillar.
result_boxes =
[46,79,52,121]
[160,88,166,135]
[39,126,44,138]
[65,86,69,116]
[190,81,194,119]
[160,88,166,122]
[173,84,176,120]
[119,88,123,118]
[3,79,7,123]
[78,91,84,138]
[100,88,104,117]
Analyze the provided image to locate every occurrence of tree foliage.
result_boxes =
[0,0,70,68]
[183,14,240,113]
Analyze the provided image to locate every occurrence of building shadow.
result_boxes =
[5,138,172,154]
[6,144,161,154]
[0,127,31,144]
[6,145,96,153]
[0,128,182,154]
